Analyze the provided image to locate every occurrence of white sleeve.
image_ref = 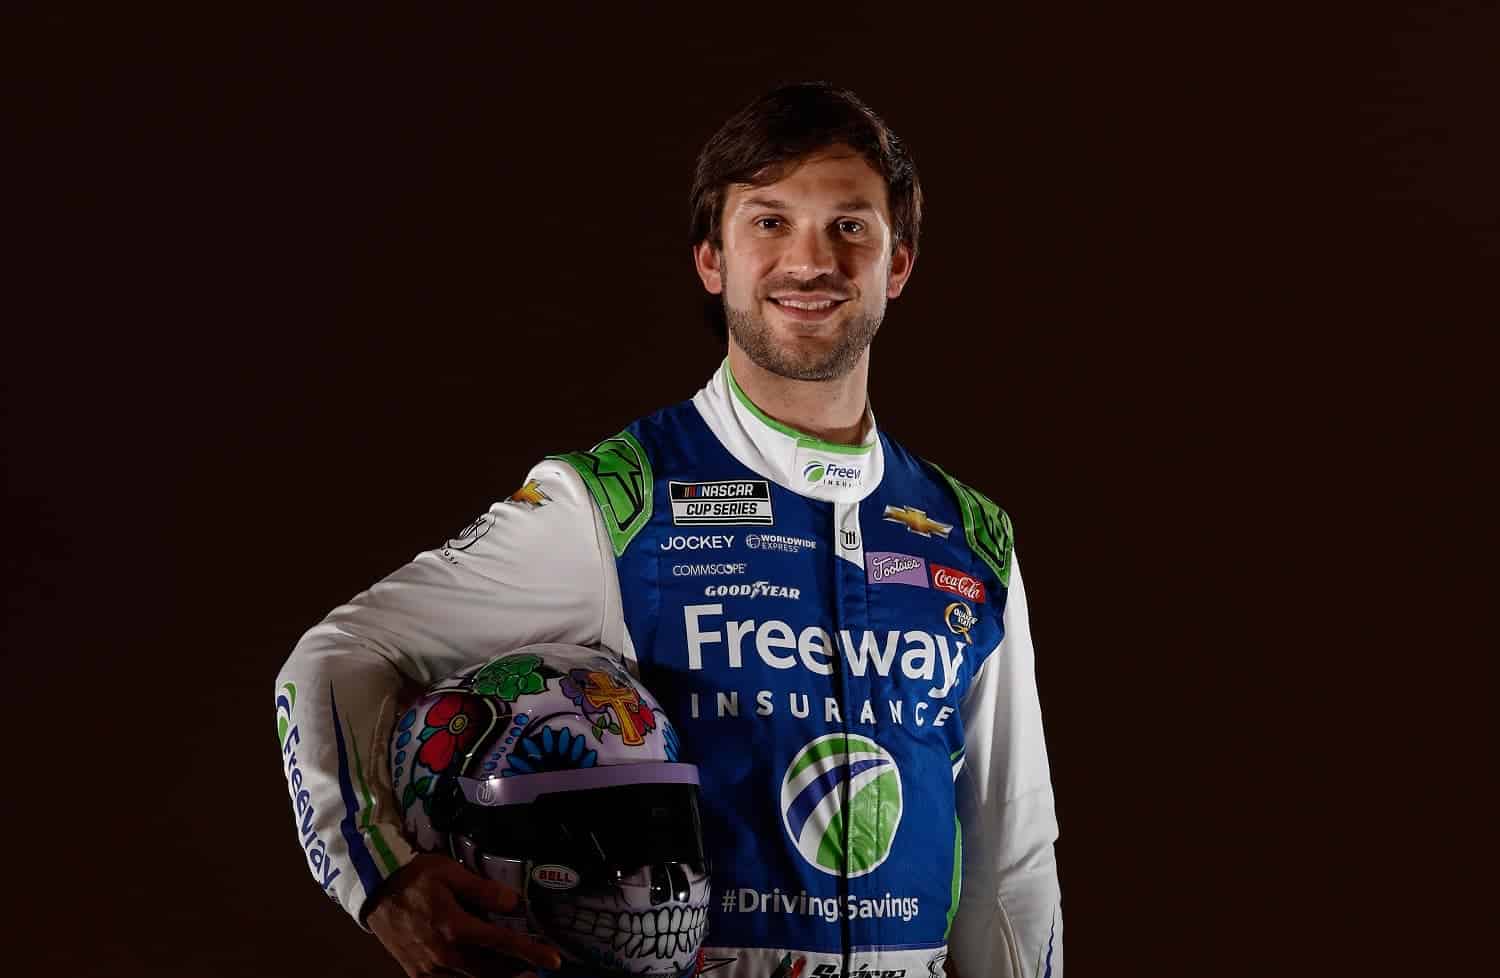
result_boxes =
[271,459,619,925]
[949,554,1064,977]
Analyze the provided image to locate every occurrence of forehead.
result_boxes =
[728,149,889,214]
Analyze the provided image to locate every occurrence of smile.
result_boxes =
[768,296,848,321]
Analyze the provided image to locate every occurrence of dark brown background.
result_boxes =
[7,6,1492,976]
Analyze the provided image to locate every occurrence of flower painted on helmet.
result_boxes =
[502,725,597,777]
[472,653,546,702]
[662,720,681,762]
[415,693,486,773]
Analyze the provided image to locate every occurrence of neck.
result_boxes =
[725,344,871,446]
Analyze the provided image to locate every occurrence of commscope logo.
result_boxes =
[672,562,748,577]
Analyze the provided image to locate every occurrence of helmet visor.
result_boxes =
[453,763,709,874]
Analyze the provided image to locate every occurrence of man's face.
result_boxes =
[694,148,914,382]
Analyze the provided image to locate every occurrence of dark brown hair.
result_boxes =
[689,82,923,259]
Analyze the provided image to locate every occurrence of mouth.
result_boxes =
[767,296,848,323]
[552,903,709,961]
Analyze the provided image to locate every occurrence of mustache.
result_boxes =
[757,276,854,299]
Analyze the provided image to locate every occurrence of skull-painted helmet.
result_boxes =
[390,643,710,978]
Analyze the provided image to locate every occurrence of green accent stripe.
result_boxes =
[347,720,401,875]
[929,461,1014,588]
[725,360,872,456]
[549,430,653,557]
[945,814,963,938]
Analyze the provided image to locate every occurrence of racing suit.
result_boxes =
[274,361,1063,977]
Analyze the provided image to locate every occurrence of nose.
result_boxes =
[782,224,836,280]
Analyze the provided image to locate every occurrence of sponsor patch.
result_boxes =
[882,505,953,539]
[671,561,748,577]
[506,479,550,509]
[746,532,818,554]
[443,514,494,559]
[781,734,902,877]
[671,480,774,526]
[931,564,986,603]
[660,534,736,551]
[703,580,802,600]
[943,601,977,640]
[865,552,929,587]
[530,864,581,890]
[799,452,866,490]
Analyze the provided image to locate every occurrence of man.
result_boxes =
[274,82,1062,978]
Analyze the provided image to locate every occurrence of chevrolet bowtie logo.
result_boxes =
[507,479,551,508]
[882,505,954,539]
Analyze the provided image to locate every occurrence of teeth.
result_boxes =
[657,908,671,934]
[778,298,835,310]
[595,914,613,937]
[618,912,631,934]
[656,933,674,958]
[631,913,643,934]
[576,909,595,931]
[613,927,631,950]
[642,911,656,936]
[670,907,682,931]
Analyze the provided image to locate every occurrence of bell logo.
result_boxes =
[530,864,581,890]
[780,734,903,878]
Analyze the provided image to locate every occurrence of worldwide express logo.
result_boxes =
[780,734,902,877]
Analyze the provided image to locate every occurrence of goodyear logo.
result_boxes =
[780,734,902,878]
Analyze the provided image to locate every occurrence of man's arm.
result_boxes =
[272,460,613,966]
[949,554,1064,978]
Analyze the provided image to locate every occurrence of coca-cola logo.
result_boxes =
[931,564,986,603]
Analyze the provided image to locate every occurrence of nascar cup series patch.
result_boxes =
[780,734,902,878]
[670,480,774,526]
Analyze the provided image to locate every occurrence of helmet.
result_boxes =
[390,644,710,978]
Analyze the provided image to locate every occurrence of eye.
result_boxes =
[837,220,865,235]
[754,217,784,231]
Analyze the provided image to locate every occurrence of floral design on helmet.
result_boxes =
[502,725,598,777]
[415,693,486,773]
[471,653,546,702]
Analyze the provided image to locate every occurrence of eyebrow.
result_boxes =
[738,195,880,214]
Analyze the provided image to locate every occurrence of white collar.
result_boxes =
[691,360,884,503]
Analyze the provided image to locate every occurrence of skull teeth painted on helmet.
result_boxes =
[390,643,710,978]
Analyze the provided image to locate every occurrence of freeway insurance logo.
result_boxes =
[780,734,903,877]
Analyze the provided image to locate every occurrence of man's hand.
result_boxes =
[366,854,562,977]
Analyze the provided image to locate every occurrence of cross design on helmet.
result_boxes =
[581,671,647,745]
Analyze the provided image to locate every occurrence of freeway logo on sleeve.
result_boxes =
[780,734,902,878]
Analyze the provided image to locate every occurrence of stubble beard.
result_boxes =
[722,273,886,383]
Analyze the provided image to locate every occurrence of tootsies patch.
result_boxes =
[864,552,929,588]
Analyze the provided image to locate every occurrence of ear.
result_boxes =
[693,241,724,295]
[886,242,916,299]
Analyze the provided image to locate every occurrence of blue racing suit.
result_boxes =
[274,361,1063,977]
